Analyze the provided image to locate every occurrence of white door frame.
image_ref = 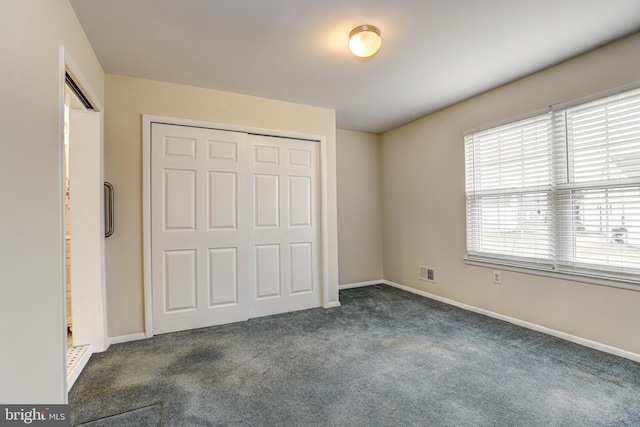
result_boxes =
[59,48,109,395]
[142,115,331,337]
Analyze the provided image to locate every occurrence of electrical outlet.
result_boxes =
[419,265,436,282]
[492,270,502,285]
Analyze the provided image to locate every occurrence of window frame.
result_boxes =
[464,83,640,292]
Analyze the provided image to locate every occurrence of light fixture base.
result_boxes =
[349,25,381,39]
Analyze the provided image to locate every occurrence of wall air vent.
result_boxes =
[419,265,436,282]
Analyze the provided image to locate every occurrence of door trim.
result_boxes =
[142,115,331,338]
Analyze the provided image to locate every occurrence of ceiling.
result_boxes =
[70,0,640,134]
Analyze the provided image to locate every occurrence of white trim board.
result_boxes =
[378,280,640,363]
[109,333,147,345]
[339,280,384,290]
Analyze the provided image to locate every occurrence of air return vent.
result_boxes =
[419,265,435,282]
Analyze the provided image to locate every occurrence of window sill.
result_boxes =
[463,258,640,292]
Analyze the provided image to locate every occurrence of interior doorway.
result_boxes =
[64,77,87,347]
[61,67,108,391]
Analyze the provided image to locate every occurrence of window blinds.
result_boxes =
[555,88,640,276]
[465,86,640,281]
[465,114,553,266]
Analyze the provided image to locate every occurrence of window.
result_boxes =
[465,87,640,284]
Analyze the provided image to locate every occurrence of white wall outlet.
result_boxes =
[493,270,502,284]
[419,265,436,282]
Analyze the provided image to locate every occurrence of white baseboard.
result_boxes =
[112,280,639,362]
[380,280,640,363]
[339,280,384,290]
[109,332,146,345]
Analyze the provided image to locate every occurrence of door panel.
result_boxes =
[209,140,237,161]
[164,249,197,312]
[289,176,312,227]
[255,145,279,165]
[289,149,311,167]
[68,106,107,350]
[290,242,313,294]
[164,136,196,159]
[208,171,237,230]
[255,174,280,227]
[164,169,196,230]
[208,247,238,306]
[255,244,281,298]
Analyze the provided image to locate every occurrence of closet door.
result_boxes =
[248,135,321,317]
[151,124,250,334]
[150,125,321,334]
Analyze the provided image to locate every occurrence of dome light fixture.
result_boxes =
[349,25,382,58]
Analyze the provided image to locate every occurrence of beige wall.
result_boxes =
[381,32,640,354]
[104,74,338,337]
[0,0,104,402]
[2,2,635,404]
[336,130,383,284]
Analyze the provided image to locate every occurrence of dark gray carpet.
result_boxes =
[69,284,640,426]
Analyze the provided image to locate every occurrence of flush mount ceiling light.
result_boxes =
[349,25,382,58]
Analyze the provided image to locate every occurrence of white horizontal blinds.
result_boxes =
[555,88,640,275]
[468,117,553,193]
[465,114,553,264]
[555,187,640,273]
[566,88,640,184]
[466,85,640,281]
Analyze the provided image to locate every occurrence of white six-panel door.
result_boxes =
[151,124,320,334]
[248,134,320,318]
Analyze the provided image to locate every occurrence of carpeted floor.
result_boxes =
[69,284,640,426]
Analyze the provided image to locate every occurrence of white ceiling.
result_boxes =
[70,0,640,133]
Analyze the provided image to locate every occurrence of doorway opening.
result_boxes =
[63,74,92,382]
[61,65,107,392]
[64,74,91,347]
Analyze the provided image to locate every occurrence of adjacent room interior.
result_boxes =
[1,1,639,424]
